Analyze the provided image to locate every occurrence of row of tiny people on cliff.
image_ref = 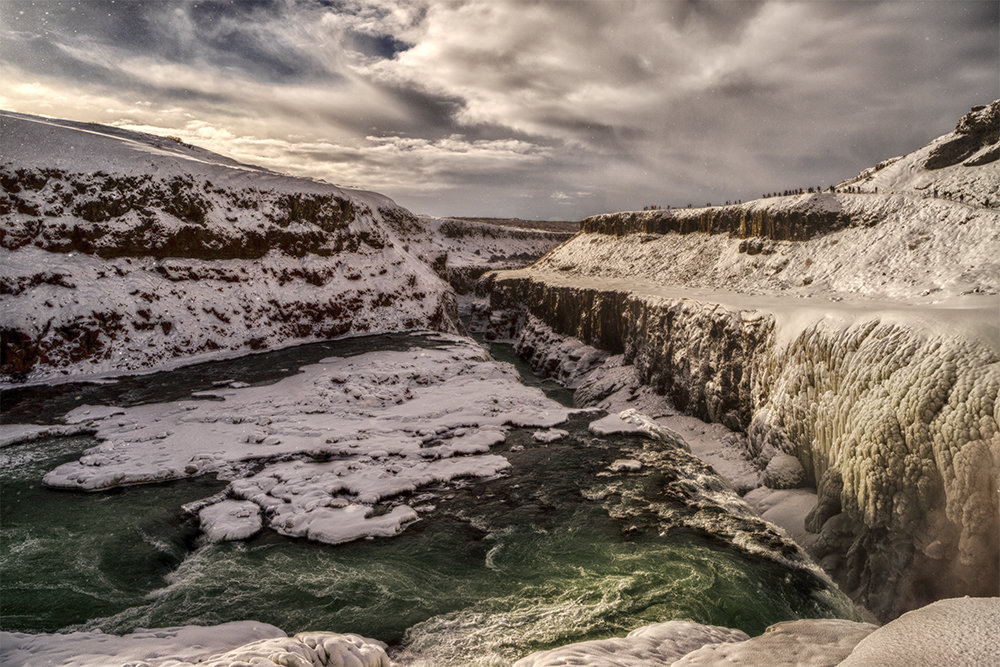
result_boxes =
[642,185,991,211]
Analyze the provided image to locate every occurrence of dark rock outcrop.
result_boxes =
[924,102,1000,170]
[581,194,851,241]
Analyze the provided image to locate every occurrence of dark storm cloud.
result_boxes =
[1,0,996,219]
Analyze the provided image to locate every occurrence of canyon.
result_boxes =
[1,102,998,665]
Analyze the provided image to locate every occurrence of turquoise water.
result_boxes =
[0,335,863,665]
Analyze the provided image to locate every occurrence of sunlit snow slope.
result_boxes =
[480,101,1000,621]
[0,111,468,381]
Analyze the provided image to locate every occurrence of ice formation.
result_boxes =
[477,101,1000,619]
[512,621,749,666]
[0,624,391,667]
[40,336,570,545]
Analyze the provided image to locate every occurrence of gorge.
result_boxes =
[1,101,998,666]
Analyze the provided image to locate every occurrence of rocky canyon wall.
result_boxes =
[481,272,999,621]
[0,112,462,381]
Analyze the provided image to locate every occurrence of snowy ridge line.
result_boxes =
[581,100,998,243]
[0,109,392,206]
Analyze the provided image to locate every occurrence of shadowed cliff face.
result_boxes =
[480,272,1000,622]
[0,166,389,260]
[581,194,851,241]
[924,102,1000,170]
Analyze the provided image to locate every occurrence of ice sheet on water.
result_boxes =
[532,428,569,442]
[42,337,571,546]
[0,423,93,448]
[198,499,262,542]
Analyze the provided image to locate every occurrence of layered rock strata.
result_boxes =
[0,112,464,381]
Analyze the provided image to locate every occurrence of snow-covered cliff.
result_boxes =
[0,112,567,382]
[479,101,1000,620]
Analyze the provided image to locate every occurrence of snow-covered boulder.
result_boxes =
[839,597,1000,666]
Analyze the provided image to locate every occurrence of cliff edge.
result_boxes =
[1,111,464,381]
[479,101,1000,620]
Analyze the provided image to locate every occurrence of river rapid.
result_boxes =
[0,332,863,666]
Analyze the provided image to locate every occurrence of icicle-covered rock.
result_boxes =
[478,101,1000,620]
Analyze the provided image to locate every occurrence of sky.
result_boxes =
[1,0,997,220]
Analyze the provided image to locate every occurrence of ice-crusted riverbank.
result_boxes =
[472,102,1000,621]
[3,597,996,666]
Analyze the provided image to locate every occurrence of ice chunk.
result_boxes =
[271,503,419,545]
[198,499,262,542]
[609,458,642,472]
[533,428,569,443]
[513,620,748,666]
[589,413,644,435]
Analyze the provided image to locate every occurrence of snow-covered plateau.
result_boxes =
[0,111,568,382]
[476,101,1000,621]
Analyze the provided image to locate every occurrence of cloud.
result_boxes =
[1,0,996,219]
